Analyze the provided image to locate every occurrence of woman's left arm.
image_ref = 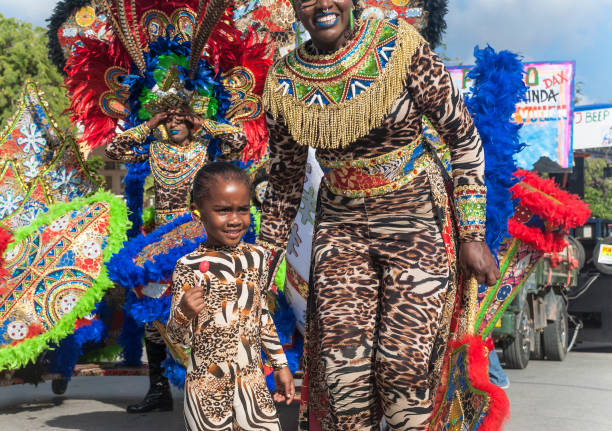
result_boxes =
[407,42,500,285]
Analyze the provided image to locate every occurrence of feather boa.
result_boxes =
[206,20,274,161]
[107,213,205,290]
[464,45,527,256]
[47,318,105,379]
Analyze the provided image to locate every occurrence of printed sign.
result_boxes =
[448,62,576,172]
[598,244,612,265]
[574,105,612,150]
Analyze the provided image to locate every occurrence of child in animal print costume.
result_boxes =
[167,162,295,431]
[107,109,246,414]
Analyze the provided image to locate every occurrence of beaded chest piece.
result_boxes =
[149,139,208,188]
[264,19,424,149]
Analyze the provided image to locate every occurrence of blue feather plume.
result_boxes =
[463,45,527,256]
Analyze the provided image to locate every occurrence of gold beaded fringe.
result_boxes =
[263,20,425,149]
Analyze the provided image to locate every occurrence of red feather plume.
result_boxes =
[64,36,131,148]
[207,19,275,161]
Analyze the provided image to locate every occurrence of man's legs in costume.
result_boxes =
[309,175,449,431]
[127,324,173,413]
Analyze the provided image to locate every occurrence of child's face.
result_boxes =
[197,178,251,247]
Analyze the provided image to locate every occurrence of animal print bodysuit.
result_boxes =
[167,242,288,431]
[259,19,487,431]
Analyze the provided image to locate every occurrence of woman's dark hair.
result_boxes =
[190,161,251,207]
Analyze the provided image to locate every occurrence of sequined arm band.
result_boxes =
[117,123,151,144]
[196,119,241,137]
[455,185,487,241]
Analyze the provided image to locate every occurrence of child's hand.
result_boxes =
[178,284,205,320]
[272,366,295,405]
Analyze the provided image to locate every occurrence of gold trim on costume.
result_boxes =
[263,19,425,149]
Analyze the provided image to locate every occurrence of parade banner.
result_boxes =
[449,61,576,172]
[573,105,612,150]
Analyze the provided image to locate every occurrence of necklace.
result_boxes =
[263,19,425,149]
[149,139,208,187]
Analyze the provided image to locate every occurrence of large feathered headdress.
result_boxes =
[57,0,273,159]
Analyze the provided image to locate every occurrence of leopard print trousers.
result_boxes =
[304,167,451,431]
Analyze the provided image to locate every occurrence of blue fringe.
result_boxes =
[464,46,527,256]
[162,355,186,389]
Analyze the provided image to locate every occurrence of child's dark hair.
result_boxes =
[190,161,251,206]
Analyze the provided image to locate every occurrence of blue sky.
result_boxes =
[1,0,610,105]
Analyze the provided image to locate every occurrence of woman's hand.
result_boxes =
[272,366,295,405]
[178,285,206,320]
[174,111,204,129]
[146,111,170,130]
[459,241,501,286]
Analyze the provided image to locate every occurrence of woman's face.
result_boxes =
[295,0,353,52]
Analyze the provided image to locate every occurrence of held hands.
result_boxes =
[272,366,296,405]
[459,241,501,286]
[178,284,206,320]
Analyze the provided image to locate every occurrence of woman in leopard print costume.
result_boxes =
[258,0,501,430]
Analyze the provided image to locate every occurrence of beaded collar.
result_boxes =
[263,19,425,149]
[149,139,208,188]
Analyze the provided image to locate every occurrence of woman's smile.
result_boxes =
[314,12,339,28]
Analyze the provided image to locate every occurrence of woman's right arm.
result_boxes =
[257,112,309,253]
[105,124,151,163]
[257,112,308,287]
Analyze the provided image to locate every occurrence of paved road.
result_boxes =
[1,348,611,430]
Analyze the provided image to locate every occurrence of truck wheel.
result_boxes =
[543,306,568,361]
[503,301,531,369]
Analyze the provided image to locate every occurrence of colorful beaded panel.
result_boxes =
[429,343,490,430]
[149,139,208,188]
[0,202,111,346]
[134,219,203,267]
[0,82,102,230]
[319,138,433,198]
[155,207,189,227]
[274,19,398,106]
[455,185,487,238]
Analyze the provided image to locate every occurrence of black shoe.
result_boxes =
[126,339,173,414]
[126,381,173,413]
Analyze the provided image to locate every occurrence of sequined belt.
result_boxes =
[319,137,432,198]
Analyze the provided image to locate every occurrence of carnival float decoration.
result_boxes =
[0,79,132,387]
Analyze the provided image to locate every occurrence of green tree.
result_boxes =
[0,14,70,130]
[584,157,612,219]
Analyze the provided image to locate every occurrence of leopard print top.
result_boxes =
[166,242,288,372]
[260,39,486,251]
